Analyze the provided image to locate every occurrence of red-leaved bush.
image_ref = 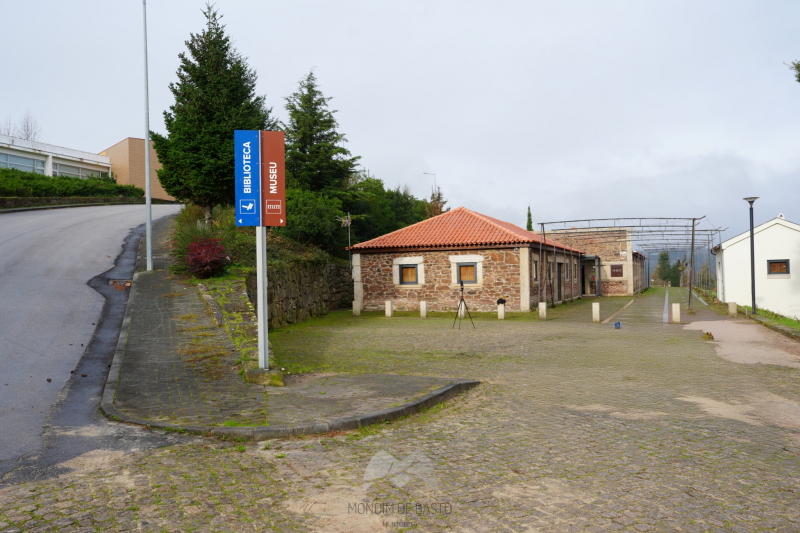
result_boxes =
[186,237,230,278]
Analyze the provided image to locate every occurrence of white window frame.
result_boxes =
[393,256,425,287]
[449,254,484,288]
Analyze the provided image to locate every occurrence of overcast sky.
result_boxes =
[2,1,799,244]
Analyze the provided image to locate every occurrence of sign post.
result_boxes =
[235,130,285,370]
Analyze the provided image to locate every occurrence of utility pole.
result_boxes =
[142,0,153,271]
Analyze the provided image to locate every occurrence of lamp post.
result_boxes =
[744,197,758,314]
[142,0,153,271]
[423,172,437,191]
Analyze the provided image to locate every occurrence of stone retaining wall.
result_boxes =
[245,262,354,329]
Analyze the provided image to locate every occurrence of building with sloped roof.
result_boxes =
[714,213,800,319]
[349,207,584,313]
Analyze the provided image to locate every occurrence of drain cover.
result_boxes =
[109,280,132,291]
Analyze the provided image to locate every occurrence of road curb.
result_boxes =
[99,270,480,440]
[0,201,176,215]
[749,314,800,343]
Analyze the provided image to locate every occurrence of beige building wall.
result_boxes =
[101,138,175,201]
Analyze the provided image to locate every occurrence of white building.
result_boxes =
[715,214,800,319]
[0,134,111,179]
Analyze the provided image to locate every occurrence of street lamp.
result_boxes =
[423,172,437,191]
[744,197,758,314]
[142,0,153,271]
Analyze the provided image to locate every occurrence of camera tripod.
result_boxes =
[452,281,475,330]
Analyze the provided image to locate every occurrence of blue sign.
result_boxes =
[234,130,261,226]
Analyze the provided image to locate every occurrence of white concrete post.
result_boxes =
[592,302,600,323]
[519,248,531,311]
[385,301,393,318]
[727,302,737,317]
[352,253,363,312]
[538,302,547,320]
[352,301,360,316]
[498,303,505,320]
[420,301,428,318]
[672,303,681,324]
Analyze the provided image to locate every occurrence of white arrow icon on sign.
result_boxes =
[280,219,284,223]
[238,219,242,223]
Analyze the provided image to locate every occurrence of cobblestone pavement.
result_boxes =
[2,287,800,532]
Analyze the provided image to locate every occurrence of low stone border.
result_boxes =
[197,283,224,327]
[100,266,480,440]
[749,314,800,343]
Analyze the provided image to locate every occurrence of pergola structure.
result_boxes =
[536,217,726,309]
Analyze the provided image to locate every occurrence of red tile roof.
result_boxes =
[350,207,581,252]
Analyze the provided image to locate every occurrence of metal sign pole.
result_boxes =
[256,225,268,369]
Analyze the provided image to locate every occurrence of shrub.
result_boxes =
[171,204,336,276]
[186,237,230,278]
[0,167,144,197]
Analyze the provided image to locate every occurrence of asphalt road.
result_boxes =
[0,205,184,481]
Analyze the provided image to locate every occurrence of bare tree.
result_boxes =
[0,116,16,137]
[16,111,41,141]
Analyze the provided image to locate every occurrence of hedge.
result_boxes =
[0,167,144,197]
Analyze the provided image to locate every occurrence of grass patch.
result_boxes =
[742,306,800,332]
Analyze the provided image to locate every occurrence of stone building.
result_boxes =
[547,227,648,296]
[350,207,583,313]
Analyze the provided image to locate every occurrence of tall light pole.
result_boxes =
[744,197,758,314]
[142,0,153,271]
[423,172,437,191]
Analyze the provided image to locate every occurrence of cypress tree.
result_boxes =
[152,4,276,222]
[526,205,533,231]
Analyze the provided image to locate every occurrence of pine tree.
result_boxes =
[283,71,360,194]
[526,205,533,231]
[152,4,275,222]
[791,60,800,84]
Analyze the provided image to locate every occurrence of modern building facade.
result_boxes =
[715,214,800,319]
[101,138,175,201]
[0,134,111,179]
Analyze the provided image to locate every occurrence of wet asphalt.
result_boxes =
[0,206,192,485]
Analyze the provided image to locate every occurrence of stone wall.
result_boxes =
[358,249,522,312]
[529,249,582,307]
[245,262,353,330]
[557,228,634,296]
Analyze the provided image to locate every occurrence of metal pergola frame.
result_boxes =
[535,217,727,310]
